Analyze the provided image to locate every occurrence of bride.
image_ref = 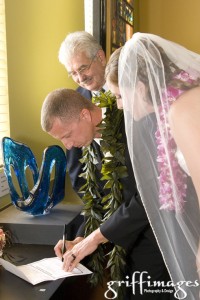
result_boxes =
[105,32,200,299]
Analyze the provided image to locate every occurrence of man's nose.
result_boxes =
[76,73,87,83]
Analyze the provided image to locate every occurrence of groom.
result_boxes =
[41,87,174,300]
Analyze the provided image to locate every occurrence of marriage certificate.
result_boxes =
[0,256,92,285]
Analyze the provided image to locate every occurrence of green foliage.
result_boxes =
[79,91,128,299]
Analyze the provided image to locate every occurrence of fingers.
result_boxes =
[54,239,63,258]
[67,254,78,272]
[62,250,81,272]
[62,237,98,272]
[54,238,78,258]
[57,233,100,272]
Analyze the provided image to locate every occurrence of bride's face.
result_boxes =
[107,81,123,109]
[132,81,154,121]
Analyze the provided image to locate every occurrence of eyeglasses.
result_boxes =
[68,53,98,78]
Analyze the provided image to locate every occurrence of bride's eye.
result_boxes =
[116,95,122,100]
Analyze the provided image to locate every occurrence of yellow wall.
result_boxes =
[5,0,200,165]
[4,1,200,207]
[5,0,84,166]
[137,0,200,53]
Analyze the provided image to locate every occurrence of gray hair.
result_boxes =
[41,88,94,132]
[58,31,102,68]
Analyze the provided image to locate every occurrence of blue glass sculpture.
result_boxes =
[2,137,67,216]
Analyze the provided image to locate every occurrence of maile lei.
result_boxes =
[79,91,128,299]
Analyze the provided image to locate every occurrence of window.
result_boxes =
[0,0,10,167]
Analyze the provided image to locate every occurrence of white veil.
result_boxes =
[119,33,200,299]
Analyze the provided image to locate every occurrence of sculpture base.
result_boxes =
[0,203,83,245]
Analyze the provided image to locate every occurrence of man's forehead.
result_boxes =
[50,117,75,138]
[52,117,71,129]
[66,52,89,70]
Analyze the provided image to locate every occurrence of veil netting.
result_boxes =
[119,32,200,299]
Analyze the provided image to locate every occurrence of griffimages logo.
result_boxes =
[104,271,200,299]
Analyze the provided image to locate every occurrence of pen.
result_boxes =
[61,224,67,262]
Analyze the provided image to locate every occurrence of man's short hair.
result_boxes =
[41,88,94,132]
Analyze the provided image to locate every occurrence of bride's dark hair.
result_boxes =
[105,47,122,86]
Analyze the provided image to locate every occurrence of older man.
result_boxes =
[58,31,107,193]
[59,31,107,93]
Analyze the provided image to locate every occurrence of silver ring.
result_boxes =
[71,254,76,260]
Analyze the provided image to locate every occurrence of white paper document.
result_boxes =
[0,257,92,285]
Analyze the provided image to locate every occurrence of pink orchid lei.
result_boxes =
[156,71,195,211]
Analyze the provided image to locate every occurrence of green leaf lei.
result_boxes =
[79,91,128,298]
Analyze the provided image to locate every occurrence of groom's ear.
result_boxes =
[80,108,91,121]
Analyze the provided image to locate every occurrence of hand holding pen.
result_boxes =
[54,228,84,265]
[61,224,67,262]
